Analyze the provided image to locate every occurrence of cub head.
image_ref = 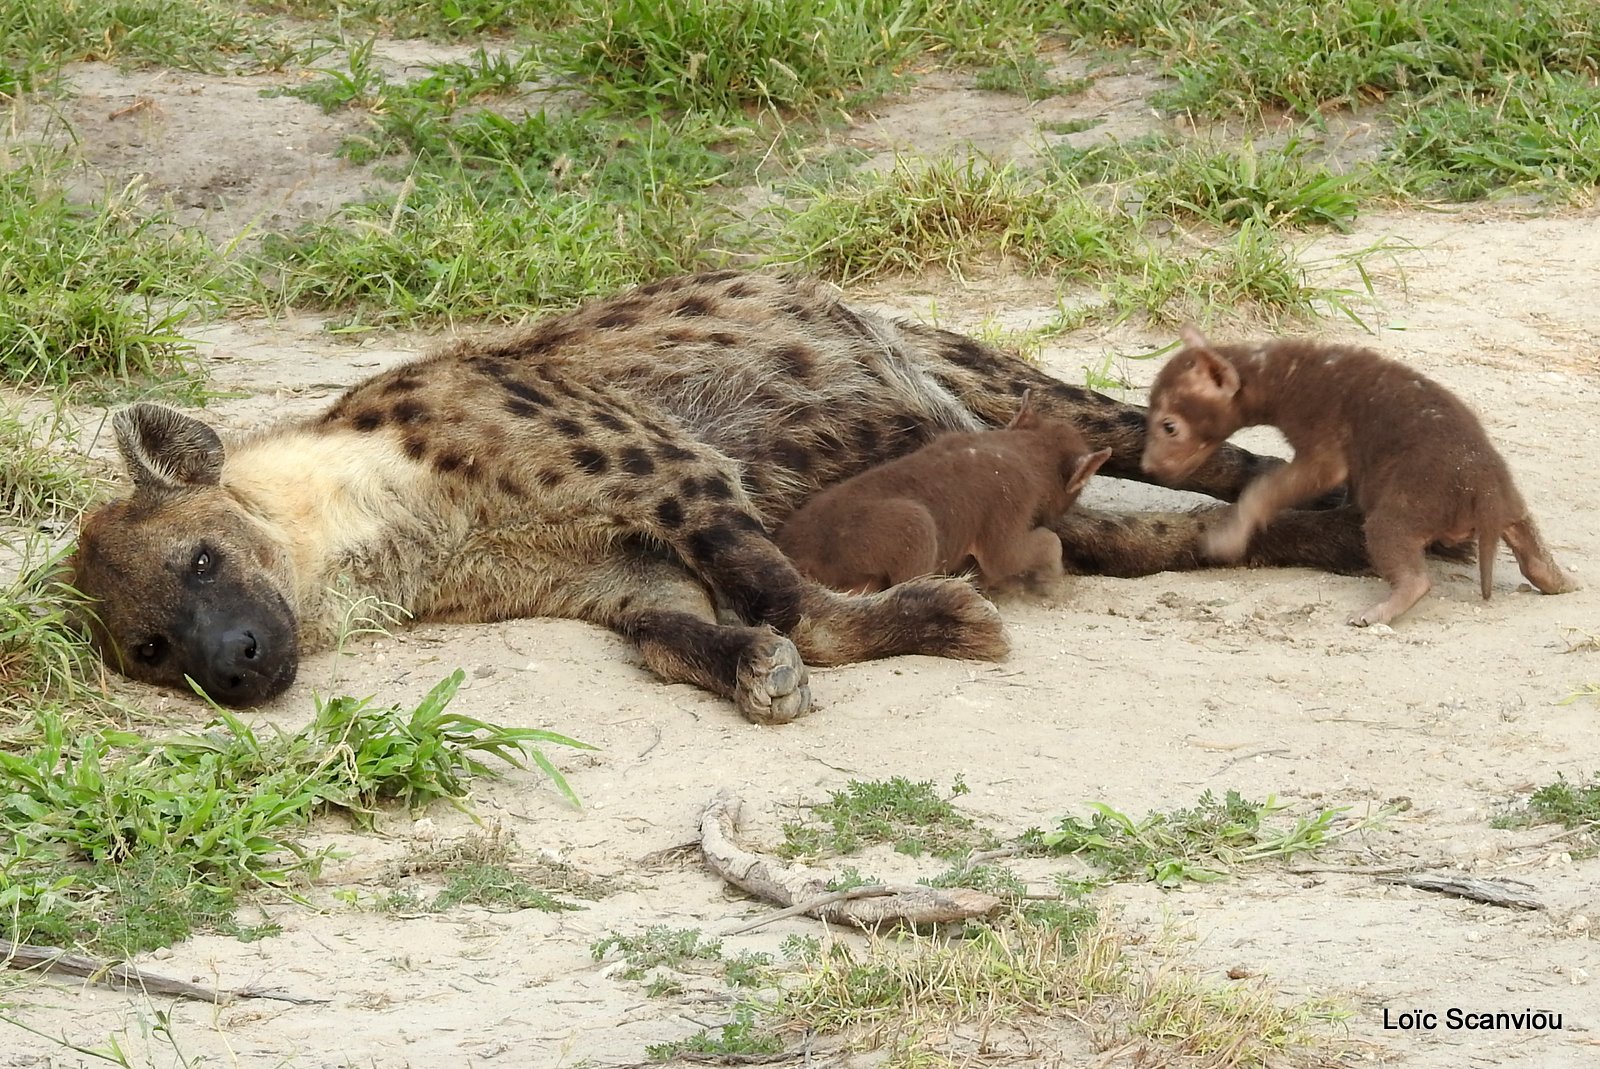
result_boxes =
[70,403,299,706]
[1141,325,1243,484]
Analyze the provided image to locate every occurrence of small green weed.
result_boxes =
[646,1006,783,1061]
[1025,791,1349,887]
[431,863,585,913]
[0,540,106,713]
[0,408,100,524]
[592,925,724,980]
[778,775,987,860]
[975,54,1090,101]
[1492,773,1600,854]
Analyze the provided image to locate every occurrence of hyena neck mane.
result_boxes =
[221,424,440,641]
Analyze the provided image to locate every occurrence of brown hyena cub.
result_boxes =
[1141,326,1579,626]
[778,393,1112,594]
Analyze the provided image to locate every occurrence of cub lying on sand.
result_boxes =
[1141,326,1579,626]
[778,393,1112,593]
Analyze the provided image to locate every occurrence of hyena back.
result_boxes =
[71,272,1371,721]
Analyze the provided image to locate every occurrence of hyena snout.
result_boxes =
[188,605,299,706]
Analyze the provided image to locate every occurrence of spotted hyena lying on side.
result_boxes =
[72,272,1373,723]
[1142,326,1579,626]
[778,393,1112,593]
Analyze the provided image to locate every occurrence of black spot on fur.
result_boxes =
[352,409,385,432]
[434,452,469,475]
[404,435,427,460]
[552,417,586,439]
[526,329,574,354]
[782,301,815,323]
[1152,520,1171,538]
[538,468,566,488]
[497,475,526,499]
[656,441,696,462]
[888,414,925,444]
[851,422,880,453]
[724,281,753,299]
[595,311,637,330]
[502,379,550,408]
[948,336,997,371]
[505,398,541,419]
[700,269,739,284]
[770,439,813,473]
[771,343,815,379]
[709,332,740,348]
[382,375,422,395]
[1117,407,1146,431]
[572,447,609,475]
[702,475,733,500]
[394,400,430,425]
[656,497,685,529]
[594,410,627,432]
[675,296,712,318]
[687,523,740,564]
[730,511,765,534]
[621,448,655,476]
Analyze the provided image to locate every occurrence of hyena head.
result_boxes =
[70,404,300,706]
[1141,325,1244,484]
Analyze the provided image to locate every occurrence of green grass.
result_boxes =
[645,1008,782,1062]
[1386,71,1600,201]
[554,0,912,114]
[0,671,591,953]
[1,0,289,94]
[261,0,579,41]
[0,540,107,716]
[0,408,101,524]
[1060,0,1600,118]
[1024,790,1351,887]
[0,152,225,387]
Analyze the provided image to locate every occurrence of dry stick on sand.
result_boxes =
[700,790,1002,933]
[1380,874,1545,911]
[0,938,327,1005]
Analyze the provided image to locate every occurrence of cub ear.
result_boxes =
[1179,323,1212,352]
[1066,447,1113,493]
[1004,389,1037,430]
[112,403,225,493]
[1177,325,1240,400]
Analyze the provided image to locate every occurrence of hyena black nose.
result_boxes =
[221,627,260,663]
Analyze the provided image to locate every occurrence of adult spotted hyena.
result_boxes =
[71,272,1367,722]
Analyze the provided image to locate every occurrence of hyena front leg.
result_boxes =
[574,548,812,724]
[634,447,1009,666]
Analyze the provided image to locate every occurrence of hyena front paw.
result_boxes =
[736,632,812,725]
[1202,515,1252,562]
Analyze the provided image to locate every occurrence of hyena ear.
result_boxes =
[1066,447,1113,493]
[1004,389,1037,429]
[1178,323,1212,352]
[1178,325,1240,400]
[112,403,226,493]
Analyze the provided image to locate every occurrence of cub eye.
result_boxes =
[135,636,169,665]
[193,549,213,576]
[1162,419,1179,437]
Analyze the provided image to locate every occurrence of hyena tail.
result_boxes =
[1478,523,1498,601]
[789,578,1009,667]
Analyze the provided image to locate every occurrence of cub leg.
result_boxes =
[1350,519,1431,627]
[973,524,1064,589]
[1205,455,1347,562]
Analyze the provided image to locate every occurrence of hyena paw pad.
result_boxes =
[737,634,812,725]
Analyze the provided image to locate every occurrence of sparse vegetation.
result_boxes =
[1492,773,1600,855]
[778,775,989,861]
[0,671,590,952]
[1025,791,1355,887]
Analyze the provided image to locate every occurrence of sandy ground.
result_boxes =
[3,43,1599,1069]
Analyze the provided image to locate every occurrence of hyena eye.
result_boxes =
[135,636,169,665]
[1161,419,1178,437]
[192,548,213,576]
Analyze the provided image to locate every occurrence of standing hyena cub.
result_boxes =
[1141,326,1579,626]
[778,393,1112,593]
